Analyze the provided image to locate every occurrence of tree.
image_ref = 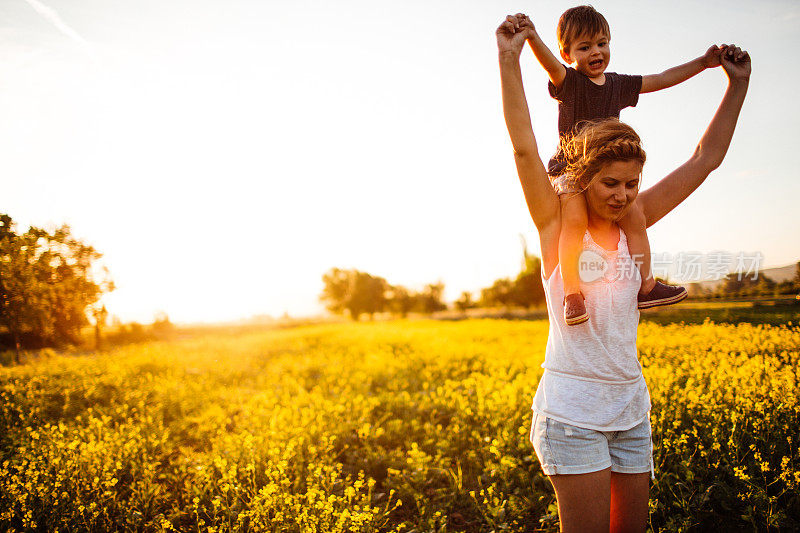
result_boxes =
[320,268,388,321]
[0,214,113,362]
[718,272,773,298]
[455,291,476,312]
[511,235,545,308]
[320,268,350,316]
[795,262,800,290]
[350,271,388,320]
[481,278,514,308]
[477,235,545,310]
[753,275,776,297]
[511,269,545,309]
[92,304,108,350]
[386,285,416,318]
[415,282,447,314]
[0,215,37,357]
[774,280,797,297]
[152,311,175,337]
[721,272,746,296]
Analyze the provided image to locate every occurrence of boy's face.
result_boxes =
[561,32,611,79]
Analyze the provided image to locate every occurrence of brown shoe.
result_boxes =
[564,293,589,325]
[638,281,688,309]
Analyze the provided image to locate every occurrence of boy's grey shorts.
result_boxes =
[529,411,655,480]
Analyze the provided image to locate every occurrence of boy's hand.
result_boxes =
[720,44,751,81]
[496,14,534,56]
[701,45,724,68]
[517,13,535,33]
[518,13,541,45]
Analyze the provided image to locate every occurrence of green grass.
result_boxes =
[641,300,800,326]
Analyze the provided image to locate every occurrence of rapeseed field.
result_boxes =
[1,319,798,531]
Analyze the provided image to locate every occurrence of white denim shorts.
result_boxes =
[529,411,655,480]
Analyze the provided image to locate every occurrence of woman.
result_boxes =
[496,13,750,533]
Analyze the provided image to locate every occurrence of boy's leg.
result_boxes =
[620,199,688,309]
[618,200,654,294]
[559,193,589,325]
[560,193,588,294]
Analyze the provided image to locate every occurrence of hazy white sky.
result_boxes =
[1,0,798,323]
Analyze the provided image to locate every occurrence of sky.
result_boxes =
[1,0,798,324]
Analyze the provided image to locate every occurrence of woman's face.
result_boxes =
[585,160,642,222]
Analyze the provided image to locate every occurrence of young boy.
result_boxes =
[522,6,723,325]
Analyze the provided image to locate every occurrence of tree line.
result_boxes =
[698,264,800,299]
[0,214,112,362]
[320,252,800,322]
[319,237,546,321]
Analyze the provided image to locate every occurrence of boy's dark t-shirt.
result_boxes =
[548,66,643,175]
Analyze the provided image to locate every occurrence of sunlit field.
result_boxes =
[1,318,799,531]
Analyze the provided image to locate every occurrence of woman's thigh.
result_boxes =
[548,468,611,533]
[548,470,649,533]
[609,471,649,533]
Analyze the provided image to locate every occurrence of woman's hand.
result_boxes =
[719,44,751,82]
[496,14,533,57]
[700,44,723,69]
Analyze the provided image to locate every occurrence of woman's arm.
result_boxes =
[497,15,560,234]
[638,45,750,227]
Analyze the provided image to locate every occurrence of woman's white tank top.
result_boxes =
[531,227,651,431]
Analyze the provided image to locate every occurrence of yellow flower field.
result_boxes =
[1,318,798,531]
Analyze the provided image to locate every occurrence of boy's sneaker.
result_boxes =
[637,281,688,309]
[564,293,589,325]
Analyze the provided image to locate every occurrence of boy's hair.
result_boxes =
[557,5,611,54]
[560,118,646,190]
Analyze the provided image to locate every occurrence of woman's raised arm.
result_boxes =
[638,45,751,227]
[497,15,560,234]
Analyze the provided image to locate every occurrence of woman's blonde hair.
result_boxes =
[559,118,646,191]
